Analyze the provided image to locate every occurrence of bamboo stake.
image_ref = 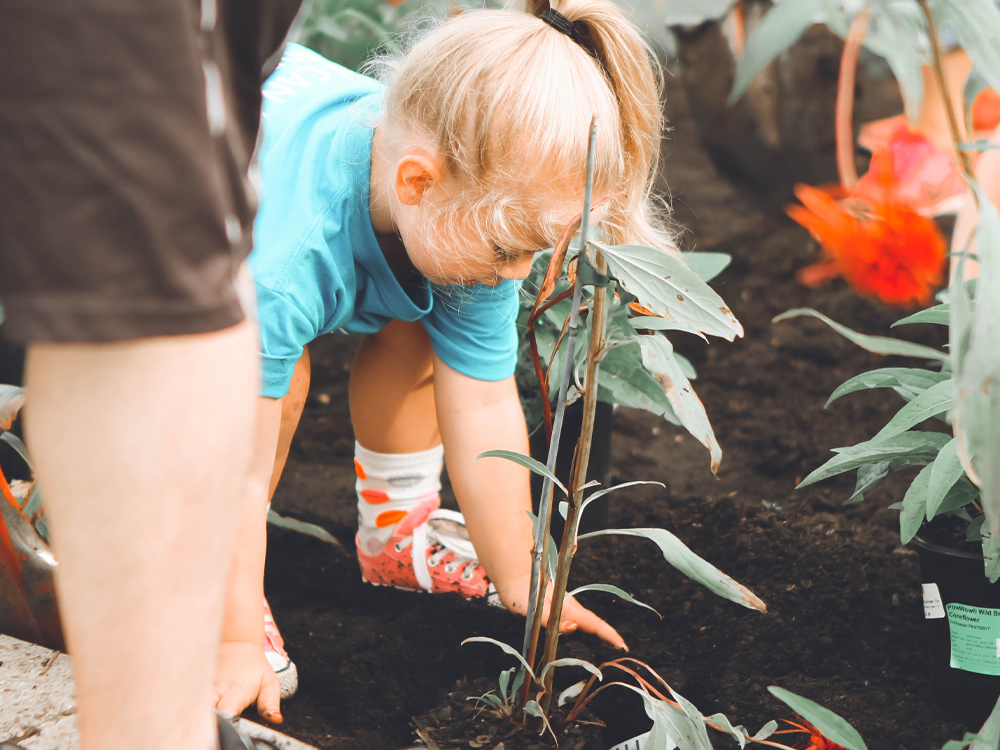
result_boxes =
[520,116,601,680]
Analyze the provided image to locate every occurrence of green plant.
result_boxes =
[297,0,452,72]
[462,118,787,748]
[763,0,1000,580]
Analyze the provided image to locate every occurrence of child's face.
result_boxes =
[387,146,605,287]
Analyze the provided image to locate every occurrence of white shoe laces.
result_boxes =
[392,509,481,592]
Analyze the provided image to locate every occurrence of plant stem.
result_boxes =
[918,0,973,176]
[538,121,606,710]
[835,9,871,189]
[540,244,609,711]
[520,116,601,675]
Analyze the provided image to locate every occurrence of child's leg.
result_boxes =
[348,320,488,597]
[269,346,312,501]
[349,318,440,454]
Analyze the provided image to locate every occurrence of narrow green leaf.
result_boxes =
[468,693,504,709]
[597,242,744,341]
[580,480,665,513]
[568,583,662,618]
[707,713,750,749]
[767,687,869,750]
[892,304,950,327]
[478,450,567,495]
[0,432,32,470]
[754,720,779,742]
[826,368,949,407]
[872,380,952,441]
[966,67,991,130]
[729,0,824,103]
[798,432,951,489]
[462,637,536,681]
[901,464,935,544]
[579,527,766,611]
[926,439,966,518]
[266,510,344,551]
[558,681,586,707]
[498,667,514,701]
[773,308,948,361]
[638,335,722,474]
[0,385,25,431]
[539,658,603,684]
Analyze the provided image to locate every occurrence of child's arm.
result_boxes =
[432,355,625,649]
[213,395,284,723]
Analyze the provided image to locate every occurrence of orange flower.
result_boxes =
[777,719,847,750]
[787,177,946,307]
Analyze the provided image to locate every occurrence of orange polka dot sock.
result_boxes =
[354,441,444,556]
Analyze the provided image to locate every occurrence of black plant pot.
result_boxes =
[913,535,1000,728]
[529,399,613,542]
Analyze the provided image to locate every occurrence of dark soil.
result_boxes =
[263,72,970,750]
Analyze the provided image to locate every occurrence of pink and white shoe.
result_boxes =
[263,597,298,700]
[356,497,498,601]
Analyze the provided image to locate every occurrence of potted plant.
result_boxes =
[761,0,1000,724]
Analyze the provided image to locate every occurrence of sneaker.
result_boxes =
[263,597,298,700]
[356,497,497,601]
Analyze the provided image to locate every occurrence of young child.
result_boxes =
[212,0,676,722]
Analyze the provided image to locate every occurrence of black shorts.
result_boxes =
[0,0,302,343]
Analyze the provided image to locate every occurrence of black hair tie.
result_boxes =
[540,7,584,46]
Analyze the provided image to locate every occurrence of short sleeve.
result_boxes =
[255,283,321,398]
[421,281,520,381]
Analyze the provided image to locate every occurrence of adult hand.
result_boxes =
[213,640,283,724]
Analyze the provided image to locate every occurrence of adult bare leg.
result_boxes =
[23,320,257,750]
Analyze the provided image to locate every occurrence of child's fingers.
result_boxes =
[256,672,284,725]
[215,684,252,719]
[562,597,627,651]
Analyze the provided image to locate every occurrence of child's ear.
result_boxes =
[393,151,444,206]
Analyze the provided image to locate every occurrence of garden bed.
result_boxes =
[263,72,965,750]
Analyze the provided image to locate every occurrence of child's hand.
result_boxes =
[493,573,627,651]
[213,640,283,725]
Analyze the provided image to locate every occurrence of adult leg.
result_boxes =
[24,321,258,750]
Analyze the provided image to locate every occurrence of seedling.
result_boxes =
[464,117,780,747]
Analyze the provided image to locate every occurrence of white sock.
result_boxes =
[354,441,444,555]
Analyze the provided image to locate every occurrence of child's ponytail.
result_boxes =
[375,0,678,258]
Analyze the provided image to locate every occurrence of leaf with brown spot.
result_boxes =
[637,334,723,474]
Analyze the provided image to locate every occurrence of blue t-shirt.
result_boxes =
[251,44,519,398]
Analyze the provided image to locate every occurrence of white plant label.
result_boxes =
[922,583,946,619]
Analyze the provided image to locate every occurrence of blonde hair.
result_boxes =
[369,0,676,272]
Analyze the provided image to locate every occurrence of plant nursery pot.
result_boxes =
[913,534,1000,727]
[529,400,613,541]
